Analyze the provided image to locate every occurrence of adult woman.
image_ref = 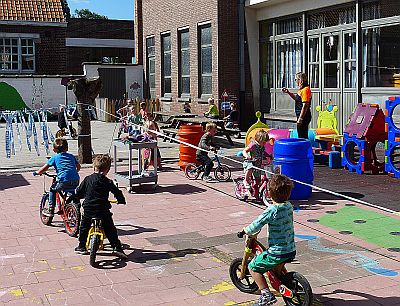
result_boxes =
[282,72,312,139]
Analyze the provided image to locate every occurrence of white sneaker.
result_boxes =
[202,175,213,182]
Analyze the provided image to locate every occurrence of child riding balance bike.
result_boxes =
[230,174,313,306]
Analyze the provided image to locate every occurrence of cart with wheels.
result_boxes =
[113,140,158,192]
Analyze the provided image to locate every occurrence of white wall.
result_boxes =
[0,76,77,111]
[0,64,143,113]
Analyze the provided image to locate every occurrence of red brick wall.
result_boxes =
[140,0,228,114]
[0,25,67,75]
[66,19,134,74]
[134,0,143,65]
[67,19,134,39]
[66,47,134,75]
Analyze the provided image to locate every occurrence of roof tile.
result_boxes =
[0,0,68,22]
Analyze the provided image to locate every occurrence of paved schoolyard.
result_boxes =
[0,163,399,305]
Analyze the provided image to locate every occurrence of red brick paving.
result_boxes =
[0,166,399,305]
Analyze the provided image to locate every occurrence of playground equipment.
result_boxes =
[385,96,400,178]
[342,103,387,174]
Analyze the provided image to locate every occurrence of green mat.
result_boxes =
[319,206,400,249]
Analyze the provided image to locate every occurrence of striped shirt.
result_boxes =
[245,202,296,257]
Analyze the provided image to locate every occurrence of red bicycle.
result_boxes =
[230,230,313,306]
[36,172,80,237]
[234,157,274,206]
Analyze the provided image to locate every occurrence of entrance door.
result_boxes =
[98,68,126,100]
[308,31,357,132]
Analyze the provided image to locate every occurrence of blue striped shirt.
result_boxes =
[245,202,296,257]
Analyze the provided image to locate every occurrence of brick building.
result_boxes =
[136,0,255,128]
[66,19,135,75]
[0,0,69,75]
[0,0,135,76]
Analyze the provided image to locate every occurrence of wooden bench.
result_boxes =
[224,127,242,139]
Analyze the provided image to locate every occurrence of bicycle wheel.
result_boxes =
[234,179,248,201]
[184,163,201,180]
[214,165,231,182]
[40,192,53,225]
[89,235,99,267]
[229,258,259,293]
[261,188,273,207]
[55,130,63,138]
[64,204,80,237]
[281,272,313,306]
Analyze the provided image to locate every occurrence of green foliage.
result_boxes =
[73,9,108,20]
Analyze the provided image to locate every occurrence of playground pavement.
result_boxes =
[0,121,400,305]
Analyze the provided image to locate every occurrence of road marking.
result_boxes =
[9,289,26,297]
[71,265,85,272]
[198,281,235,296]
[0,254,25,260]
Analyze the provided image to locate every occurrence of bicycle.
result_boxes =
[35,172,80,237]
[234,157,274,206]
[56,120,77,139]
[86,199,125,267]
[184,151,231,182]
[230,230,313,306]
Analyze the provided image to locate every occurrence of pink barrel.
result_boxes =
[265,129,291,156]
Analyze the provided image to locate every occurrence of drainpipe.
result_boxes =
[238,0,246,128]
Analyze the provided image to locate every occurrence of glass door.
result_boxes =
[323,33,340,89]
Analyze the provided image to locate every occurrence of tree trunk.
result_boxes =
[72,77,102,164]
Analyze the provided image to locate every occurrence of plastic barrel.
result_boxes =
[273,138,314,200]
[178,124,203,170]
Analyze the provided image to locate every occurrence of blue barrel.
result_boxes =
[273,138,314,200]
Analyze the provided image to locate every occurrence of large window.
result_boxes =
[276,38,303,88]
[199,24,212,97]
[178,29,190,97]
[363,24,400,87]
[363,0,400,21]
[161,33,171,96]
[323,34,340,88]
[146,37,156,99]
[308,37,319,88]
[344,32,356,88]
[0,38,35,73]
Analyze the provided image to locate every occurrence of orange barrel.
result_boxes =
[178,124,204,170]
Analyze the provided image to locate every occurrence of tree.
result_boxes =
[73,9,108,19]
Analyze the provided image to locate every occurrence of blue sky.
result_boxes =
[68,0,134,20]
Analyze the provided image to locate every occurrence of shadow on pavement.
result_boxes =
[0,174,30,190]
[94,247,205,269]
[317,289,399,305]
[308,191,365,201]
[130,183,207,195]
[116,224,158,236]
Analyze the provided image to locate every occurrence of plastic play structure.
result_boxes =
[385,97,400,178]
[341,103,387,174]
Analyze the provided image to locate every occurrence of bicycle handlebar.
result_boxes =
[237,230,245,238]
[33,172,57,178]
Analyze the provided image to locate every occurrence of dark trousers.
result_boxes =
[197,154,214,176]
[78,212,122,249]
[296,113,311,139]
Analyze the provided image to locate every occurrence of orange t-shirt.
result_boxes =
[295,86,312,117]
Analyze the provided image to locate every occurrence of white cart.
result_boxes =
[113,140,158,192]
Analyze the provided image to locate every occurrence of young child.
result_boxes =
[242,129,269,198]
[34,138,80,217]
[72,154,127,259]
[139,101,148,121]
[204,97,219,119]
[223,102,239,129]
[57,105,68,134]
[183,102,191,113]
[196,122,218,182]
[243,174,295,306]
[143,113,162,170]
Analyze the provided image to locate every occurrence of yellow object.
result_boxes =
[197,281,235,296]
[245,111,269,146]
[316,104,339,134]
